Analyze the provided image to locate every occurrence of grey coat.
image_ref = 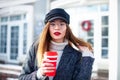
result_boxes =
[19,41,94,80]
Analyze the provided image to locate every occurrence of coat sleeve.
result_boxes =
[74,57,94,80]
[19,42,40,80]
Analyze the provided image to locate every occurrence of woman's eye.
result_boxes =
[60,23,65,26]
[50,23,55,26]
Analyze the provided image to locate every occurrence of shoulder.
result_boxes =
[31,37,39,49]
[29,38,39,54]
[64,45,82,58]
[26,38,39,60]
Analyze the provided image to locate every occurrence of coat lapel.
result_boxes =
[57,45,73,71]
[54,45,74,79]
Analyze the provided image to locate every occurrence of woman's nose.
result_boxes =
[54,24,60,29]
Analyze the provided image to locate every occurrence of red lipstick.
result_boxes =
[54,32,61,36]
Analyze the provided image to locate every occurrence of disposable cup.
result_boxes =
[45,51,58,76]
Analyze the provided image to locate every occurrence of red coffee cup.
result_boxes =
[45,51,58,76]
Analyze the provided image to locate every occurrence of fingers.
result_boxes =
[42,61,54,67]
[39,59,56,76]
[42,67,56,70]
[38,66,56,76]
[40,65,56,76]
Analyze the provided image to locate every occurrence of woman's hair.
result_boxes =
[37,22,93,67]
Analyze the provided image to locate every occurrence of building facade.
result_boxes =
[0,0,120,79]
[0,0,109,70]
[0,0,36,64]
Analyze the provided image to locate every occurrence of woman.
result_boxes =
[19,8,94,80]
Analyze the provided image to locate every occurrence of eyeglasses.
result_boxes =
[49,22,66,29]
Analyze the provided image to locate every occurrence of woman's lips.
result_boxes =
[54,32,61,36]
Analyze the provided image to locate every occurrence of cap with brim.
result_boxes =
[44,8,70,24]
[48,16,68,23]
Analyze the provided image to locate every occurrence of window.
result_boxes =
[23,23,27,54]
[10,26,19,60]
[23,14,26,20]
[87,26,94,36]
[87,38,94,46]
[101,4,109,11]
[10,15,21,21]
[102,49,108,58]
[101,16,109,59]
[102,38,108,47]
[102,16,108,25]
[1,16,8,22]
[102,27,108,36]
[0,25,7,53]
[87,20,94,47]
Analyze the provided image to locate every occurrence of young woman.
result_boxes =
[19,8,94,80]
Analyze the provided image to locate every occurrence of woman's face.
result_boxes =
[49,19,67,43]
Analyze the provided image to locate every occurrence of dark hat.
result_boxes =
[44,8,70,24]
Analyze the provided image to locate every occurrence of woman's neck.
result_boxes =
[52,39,65,43]
[49,39,68,51]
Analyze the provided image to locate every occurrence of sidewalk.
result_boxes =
[0,64,22,80]
[91,69,108,80]
[0,64,108,80]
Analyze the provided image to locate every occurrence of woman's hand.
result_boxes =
[40,59,56,76]
[37,53,56,79]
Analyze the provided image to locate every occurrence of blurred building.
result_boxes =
[0,0,120,80]
[0,0,47,64]
[0,0,47,79]
[0,0,109,66]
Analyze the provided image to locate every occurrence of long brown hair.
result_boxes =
[37,22,93,67]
